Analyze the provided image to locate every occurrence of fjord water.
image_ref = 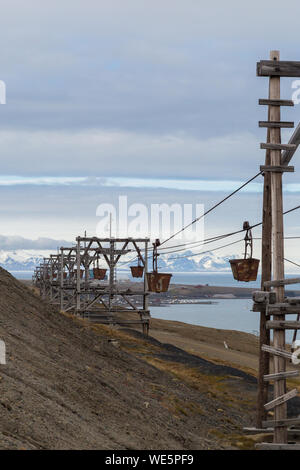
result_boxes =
[151,299,258,332]
[13,270,299,341]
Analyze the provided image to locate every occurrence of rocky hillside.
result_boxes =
[0,266,290,450]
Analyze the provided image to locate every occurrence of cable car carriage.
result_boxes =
[130,257,144,278]
[229,221,260,282]
[93,253,107,280]
[146,239,172,292]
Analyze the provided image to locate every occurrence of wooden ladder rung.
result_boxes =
[261,344,292,359]
[264,370,299,381]
[267,304,300,314]
[259,121,294,128]
[243,427,273,434]
[264,389,298,410]
[264,277,300,287]
[256,443,300,450]
[267,320,300,330]
[257,60,300,78]
[260,143,297,150]
[286,297,300,305]
[259,98,295,106]
[245,426,300,437]
[263,417,300,428]
[260,165,294,173]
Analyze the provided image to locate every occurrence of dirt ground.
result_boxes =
[1,268,300,450]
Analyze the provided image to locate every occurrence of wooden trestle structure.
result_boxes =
[33,237,150,335]
[248,51,300,449]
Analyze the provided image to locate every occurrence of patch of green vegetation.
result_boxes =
[229,434,257,450]
[160,393,205,418]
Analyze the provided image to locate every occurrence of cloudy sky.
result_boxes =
[1,0,300,262]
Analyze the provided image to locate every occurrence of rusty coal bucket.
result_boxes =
[130,266,144,278]
[93,268,107,280]
[229,258,260,282]
[146,272,172,293]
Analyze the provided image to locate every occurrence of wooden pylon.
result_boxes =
[256,106,272,428]
[268,50,288,444]
[253,50,300,449]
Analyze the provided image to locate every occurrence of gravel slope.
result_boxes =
[0,268,270,449]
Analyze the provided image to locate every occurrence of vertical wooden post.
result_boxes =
[50,257,53,301]
[143,239,149,313]
[42,261,46,299]
[269,50,287,444]
[76,238,81,313]
[109,239,115,313]
[60,249,64,311]
[257,126,272,428]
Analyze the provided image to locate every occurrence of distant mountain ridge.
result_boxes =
[0,249,234,272]
[0,250,53,271]
[156,250,233,272]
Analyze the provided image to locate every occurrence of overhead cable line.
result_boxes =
[159,171,263,247]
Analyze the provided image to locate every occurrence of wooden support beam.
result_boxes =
[257,86,273,428]
[260,165,294,173]
[286,297,300,304]
[77,236,150,243]
[257,60,300,77]
[259,121,294,128]
[253,303,270,312]
[256,443,300,450]
[263,417,300,428]
[261,344,292,359]
[259,99,294,106]
[263,370,299,381]
[281,123,300,166]
[253,290,276,304]
[260,106,287,437]
[267,320,300,329]
[267,304,300,314]
[244,427,300,438]
[264,389,298,410]
[243,427,273,434]
[260,143,296,150]
[264,277,300,287]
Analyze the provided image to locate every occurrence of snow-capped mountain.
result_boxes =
[156,250,233,272]
[0,249,234,272]
[0,250,53,271]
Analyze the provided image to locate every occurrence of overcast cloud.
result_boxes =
[0,1,300,250]
[0,0,299,180]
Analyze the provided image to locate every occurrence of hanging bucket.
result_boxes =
[130,266,144,278]
[93,268,107,280]
[229,258,259,282]
[146,272,172,293]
